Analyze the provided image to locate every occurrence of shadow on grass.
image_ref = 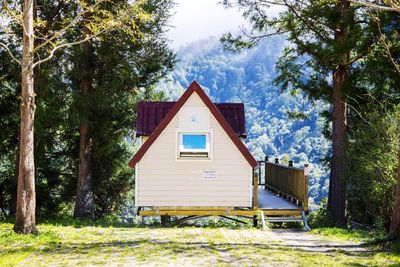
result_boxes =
[2,238,384,257]
[1,224,399,266]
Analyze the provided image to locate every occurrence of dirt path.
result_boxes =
[268,229,367,253]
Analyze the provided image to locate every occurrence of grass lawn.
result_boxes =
[1,221,400,266]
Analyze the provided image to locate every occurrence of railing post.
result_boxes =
[264,156,268,189]
[253,169,258,209]
[303,164,309,211]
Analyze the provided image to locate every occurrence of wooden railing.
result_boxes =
[257,157,309,211]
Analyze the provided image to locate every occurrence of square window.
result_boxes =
[178,133,210,159]
[182,134,206,150]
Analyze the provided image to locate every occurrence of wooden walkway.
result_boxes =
[257,189,299,210]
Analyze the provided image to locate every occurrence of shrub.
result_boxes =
[308,198,334,228]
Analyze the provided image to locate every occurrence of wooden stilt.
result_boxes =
[161,215,171,226]
[260,212,267,230]
[302,210,311,231]
[253,215,258,227]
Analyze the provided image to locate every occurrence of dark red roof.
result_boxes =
[136,101,247,138]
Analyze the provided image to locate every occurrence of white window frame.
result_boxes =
[175,130,213,160]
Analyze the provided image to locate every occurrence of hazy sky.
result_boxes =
[167,0,246,49]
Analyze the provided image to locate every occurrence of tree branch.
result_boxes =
[32,28,107,68]
[349,39,376,65]
[3,0,28,37]
[292,37,329,67]
[378,30,400,76]
[349,0,400,12]
[242,27,288,45]
[369,12,400,75]
[33,0,109,53]
[282,0,330,42]
[0,42,21,65]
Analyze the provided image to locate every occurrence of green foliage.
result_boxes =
[200,217,252,228]
[33,55,78,217]
[344,10,400,229]
[0,0,175,218]
[0,49,21,219]
[2,0,154,66]
[67,0,175,216]
[346,105,400,229]
[308,198,334,228]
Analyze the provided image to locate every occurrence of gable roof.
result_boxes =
[128,81,258,168]
[136,101,247,138]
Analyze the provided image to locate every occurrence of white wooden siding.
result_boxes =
[136,92,252,207]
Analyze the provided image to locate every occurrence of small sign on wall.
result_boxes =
[203,170,217,179]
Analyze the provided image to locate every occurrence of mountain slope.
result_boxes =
[158,36,330,207]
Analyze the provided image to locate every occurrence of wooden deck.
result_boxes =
[258,189,300,210]
[139,190,302,217]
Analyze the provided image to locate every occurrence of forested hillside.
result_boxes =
[158,37,331,208]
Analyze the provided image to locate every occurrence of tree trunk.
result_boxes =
[73,16,94,219]
[74,121,94,219]
[330,66,348,227]
[14,0,37,234]
[390,146,400,238]
[328,0,350,227]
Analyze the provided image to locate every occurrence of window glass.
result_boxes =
[182,134,206,150]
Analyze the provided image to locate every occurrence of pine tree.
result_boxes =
[221,0,380,226]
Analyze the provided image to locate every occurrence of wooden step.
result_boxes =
[266,217,303,223]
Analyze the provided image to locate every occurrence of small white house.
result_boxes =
[129,81,258,210]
